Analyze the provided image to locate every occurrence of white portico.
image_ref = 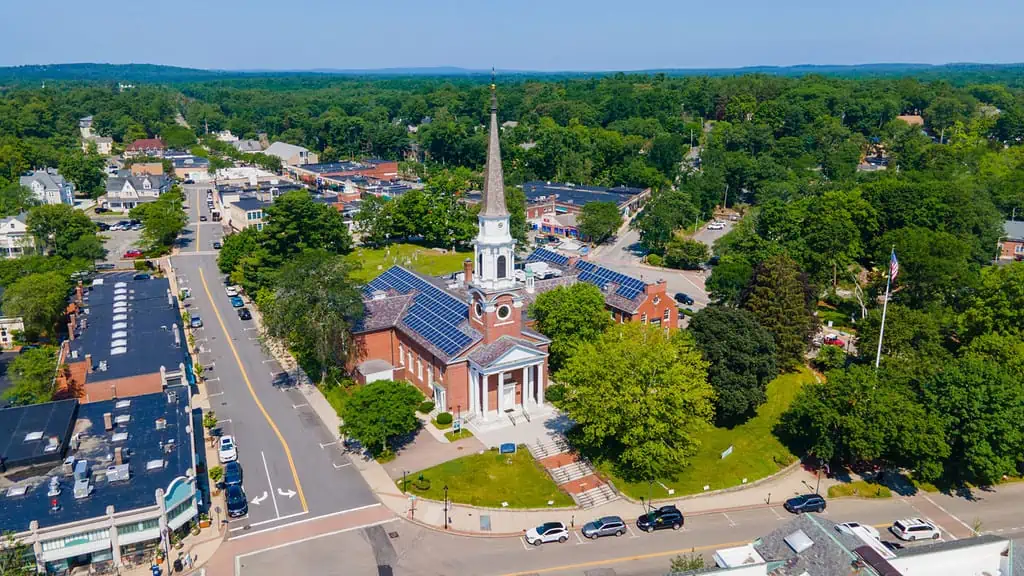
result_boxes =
[466,339,548,421]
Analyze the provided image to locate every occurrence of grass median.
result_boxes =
[347,243,469,283]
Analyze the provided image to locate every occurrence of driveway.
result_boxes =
[381,428,485,480]
[98,227,143,265]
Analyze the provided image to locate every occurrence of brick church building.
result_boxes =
[352,84,553,422]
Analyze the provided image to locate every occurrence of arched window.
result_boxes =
[497,255,507,278]
[477,253,483,276]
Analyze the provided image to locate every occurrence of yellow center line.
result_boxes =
[500,538,752,576]
[197,266,309,511]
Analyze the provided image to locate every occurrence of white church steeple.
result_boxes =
[472,75,516,291]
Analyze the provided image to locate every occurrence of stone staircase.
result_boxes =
[527,437,570,460]
[550,461,592,484]
[528,437,620,510]
[574,484,618,509]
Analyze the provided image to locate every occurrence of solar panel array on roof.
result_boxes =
[526,248,569,266]
[364,267,473,356]
[574,261,646,300]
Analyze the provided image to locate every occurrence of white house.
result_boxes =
[262,142,318,166]
[19,169,74,206]
[0,317,25,348]
[0,213,34,258]
[102,174,171,210]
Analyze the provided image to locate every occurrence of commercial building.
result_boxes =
[262,142,318,167]
[675,514,1023,576]
[130,163,164,177]
[289,159,399,187]
[20,169,75,206]
[522,181,651,238]
[352,86,552,427]
[101,173,172,210]
[0,388,198,574]
[171,156,211,182]
[524,248,678,329]
[57,273,192,404]
[123,139,166,159]
[0,213,34,258]
[226,197,270,232]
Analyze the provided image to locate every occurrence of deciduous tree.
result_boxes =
[529,283,611,371]
[664,238,710,270]
[340,380,423,457]
[578,201,622,244]
[2,345,58,406]
[26,203,103,260]
[130,187,187,252]
[2,272,70,340]
[705,257,752,306]
[557,323,714,482]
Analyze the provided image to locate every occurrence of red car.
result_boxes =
[823,335,845,347]
[123,249,143,259]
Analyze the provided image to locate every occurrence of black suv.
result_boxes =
[636,505,684,532]
[784,494,826,514]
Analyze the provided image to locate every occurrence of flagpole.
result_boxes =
[874,248,894,369]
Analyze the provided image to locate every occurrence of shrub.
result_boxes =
[664,239,710,270]
[827,480,891,499]
[417,401,435,414]
[435,412,453,426]
[545,383,567,404]
[647,253,664,267]
[814,345,847,372]
[134,259,150,271]
[413,474,431,491]
[208,465,224,484]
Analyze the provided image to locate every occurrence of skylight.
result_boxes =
[113,314,127,321]
[114,282,127,288]
[113,322,127,330]
[111,339,127,347]
[23,431,43,441]
[111,346,127,355]
[112,331,127,339]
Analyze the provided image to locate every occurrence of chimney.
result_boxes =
[463,258,473,286]
[567,256,579,268]
[85,353,93,373]
[68,321,75,341]
[76,282,83,304]
[103,413,113,431]
[114,447,123,465]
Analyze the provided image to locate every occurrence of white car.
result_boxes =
[225,286,238,297]
[525,521,569,546]
[707,221,725,231]
[218,436,238,463]
[891,518,940,541]
[835,522,880,540]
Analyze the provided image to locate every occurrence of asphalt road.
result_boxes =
[171,184,377,536]
[234,482,1024,576]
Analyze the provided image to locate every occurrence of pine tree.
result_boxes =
[742,254,817,366]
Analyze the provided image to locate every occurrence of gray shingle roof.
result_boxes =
[467,336,545,367]
[1004,220,1024,241]
[19,168,69,192]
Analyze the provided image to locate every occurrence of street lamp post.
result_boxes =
[402,470,407,494]
[443,485,449,530]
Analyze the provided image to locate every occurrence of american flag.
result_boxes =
[890,250,899,282]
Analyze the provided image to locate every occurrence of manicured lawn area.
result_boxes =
[444,429,474,442]
[600,367,815,499]
[827,480,892,499]
[347,243,470,283]
[397,448,575,508]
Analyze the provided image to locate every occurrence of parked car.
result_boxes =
[707,221,725,230]
[674,293,694,306]
[133,273,150,280]
[636,505,684,532]
[784,494,826,514]
[223,461,243,486]
[123,249,143,259]
[835,522,880,540]
[225,286,239,297]
[582,516,626,539]
[729,214,740,221]
[890,518,940,541]
[823,334,846,347]
[190,315,203,329]
[230,296,244,308]
[525,522,569,546]
[212,241,222,249]
[184,178,195,184]
[96,263,116,270]
[881,540,904,553]
[225,484,248,518]
[237,307,252,321]
[200,215,208,222]
[94,222,110,231]
[218,436,238,463]
[94,206,109,214]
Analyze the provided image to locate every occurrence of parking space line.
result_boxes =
[332,462,351,469]
[209,392,224,397]
[261,451,281,519]
[722,512,736,527]
[521,536,532,551]
[574,530,585,545]
[319,441,338,449]
[626,525,639,539]
[925,516,956,541]
[770,507,784,520]
[292,403,308,409]
[922,495,977,536]
[262,359,277,364]
[229,510,309,533]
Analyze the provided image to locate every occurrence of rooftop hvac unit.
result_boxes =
[46,477,61,497]
[105,464,130,482]
[73,459,89,481]
[73,479,92,499]
[155,418,167,430]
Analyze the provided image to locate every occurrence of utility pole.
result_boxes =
[722,184,729,211]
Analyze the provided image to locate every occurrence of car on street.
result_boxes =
[223,461,243,486]
[881,540,904,553]
[190,315,203,329]
[784,494,826,514]
[225,286,239,297]
[237,307,252,320]
[200,215,207,221]
[707,221,725,230]
[95,206,109,213]
[184,179,195,184]
[674,292,694,306]
[225,484,248,518]
[213,241,222,249]
[218,436,238,463]
[823,334,846,347]
[582,516,626,539]
[890,518,940,541]
[123,249,143,259]
[525,522,569,546]
[835,522,880,540]
[230,296,244,308]
[636,505,684,532]
[96,263,116,270]
[94,221,110,231]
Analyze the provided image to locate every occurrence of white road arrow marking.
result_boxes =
[251,491,268,505]
[277,488,297,498]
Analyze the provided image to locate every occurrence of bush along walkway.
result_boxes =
[527,438,618,509]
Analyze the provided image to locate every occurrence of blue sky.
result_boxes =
[2,0,1022,71]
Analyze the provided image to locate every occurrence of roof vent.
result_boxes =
[71,350,79,360]
[23,431,44,442]
[784,530,815,554]
[115,399,130,409]
[155,418,166,430]
[99,360,109,371]
[47,477,61,497]
[145,459,164,471]
[371,290,387,301]
[73,479,92,499]
[6,485,28,497]
[167,390,177,404]
[103,413,113,431]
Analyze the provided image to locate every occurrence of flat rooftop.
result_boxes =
[522,181,647,208]
[0,399,77,471]
[0,389,193,532]
[70,273,189,384]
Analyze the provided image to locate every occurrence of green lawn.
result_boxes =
[347,244,470,283]
[397,448,575,508]
[600,367,815,499]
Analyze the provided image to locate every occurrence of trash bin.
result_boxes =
[173,558,184,572]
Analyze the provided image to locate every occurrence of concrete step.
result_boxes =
[529,437,569,460]
[573,484,618,509]
[550,461,593,484]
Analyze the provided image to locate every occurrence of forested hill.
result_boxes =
[2,62,1024,85]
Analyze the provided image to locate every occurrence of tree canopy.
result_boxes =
[742,254,816,366]
[529,282,611,371]
[578,201,622,244]
[340,380,423,456]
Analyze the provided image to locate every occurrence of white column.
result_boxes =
[481,372,489,420]
[497,371,505,414]
[525,367,533,406]
[468,368,475,416]
[537,364,545,406]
